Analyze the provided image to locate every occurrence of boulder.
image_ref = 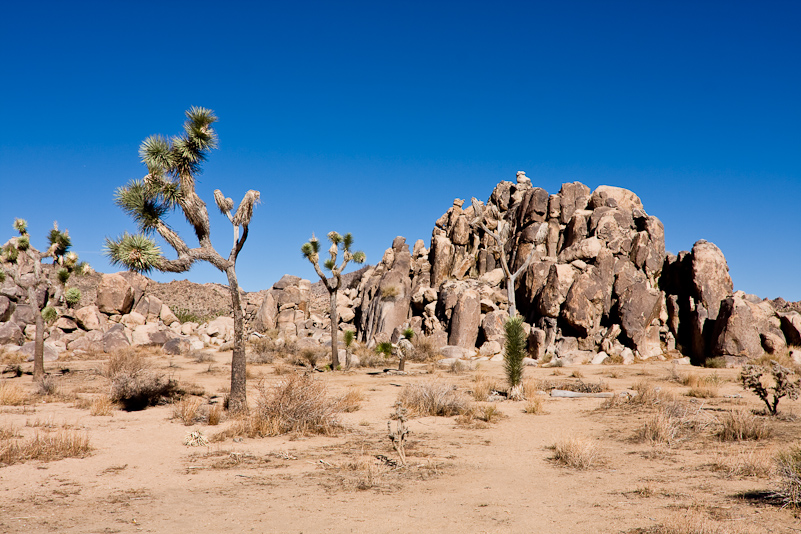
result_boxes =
[103,324,130,353]
[160,304,179,326]
[0,295,14,322]
[74,305,105,331]
[207,316,235,341]
[132,323,172,346]
[690,240,733,320]
[54,316,79,332]
[779,311,801,346]
[163,337,190,355]
[22,341,62,362]
[96,273,135,315]
[448,289,481,349]
[589,185,643,211]
[0,322,24,346]
[712,296,764,359]
[538,264,577,318]
[481,310,509,345]
[11,304,36,326]
[254,292,278,332]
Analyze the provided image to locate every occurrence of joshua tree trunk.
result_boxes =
[226,266,247,413]
[329,288,340,370]
[33,310,44,380]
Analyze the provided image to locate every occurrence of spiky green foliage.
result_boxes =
[105,232,163,274]
[47,224,71,258]
[65,287,82,307]
[301,239,320,260]
[503,316,527,388]
[73,261,90,275]
[352,250,366,263]
[56,268,70,284]
[16,236,29,251]
[64,252,78,269]
[41,306,58,324]
[343,330,355,348]
[376,342,394,358]
[13,218,27,234]
[3,244,19,263]
[139,107,218,179]
[323,258,336,271]
[402,328,415,340]
[114,179,170,233]
[0,270,5,283]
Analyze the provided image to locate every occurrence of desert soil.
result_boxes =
[1,353,800,534]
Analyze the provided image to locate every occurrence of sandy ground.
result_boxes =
[1,352,800,534]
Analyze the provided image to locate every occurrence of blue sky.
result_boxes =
[1,1,799,299]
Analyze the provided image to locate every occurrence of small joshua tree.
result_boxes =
[470,197,537,317]
[504,315,527,396]
[740,360,800,416]
[0,219,78,380]
[397,328,414,372]
[301,232,365,370]
[105,107,259,414]
[343,330,355,369]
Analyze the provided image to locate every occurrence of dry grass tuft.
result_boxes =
[0,429,91,466]
[34,375,60,397]
[635,401,702,446]
[90,395,115,416]
[399,380,472,417]
[523,396,546,414]
[687,384,719,398]
[637,511,735,534]
[207,404,222,426]
[172,397,204,426]
[709,448,774,478]
[0,382,29,406]
[472,373,498,402]
[410,335,439,362]
[774,445,801,507]
[550,437,603,470]
[715,410,771,441]
[335,387,364,413]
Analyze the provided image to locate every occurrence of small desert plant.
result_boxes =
[704,356,727,368]
[709,448,773,478]
[550,437,603,469]
[715,410,772,441]
[41,306,58,324]
[503,316,526,389]
[775,445,801,507]
[387,401,409,466]
[64,287,82,307]
[0,382,28,406]
[399,380,472,417]
[635,401,701,446]
[375,342,394,359]
[90,395,115,416]
[172,397,204,426]
[410,335,438,362]
[381,285,400,300]
[192,351,216,363]
[473,404,503,423]
[687,383,718,399]
[343,330,356,368]
[740,360,800,415]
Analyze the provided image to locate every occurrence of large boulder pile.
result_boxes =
[348,173,798,366]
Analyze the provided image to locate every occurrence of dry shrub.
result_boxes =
[207,405,222,426]
[473,404,503,423]
[632,380,676,407]
[335,387,364,413]
[447,359,468,374]
[550,437,603,470]
[410,335,438,362]
[0,349,25,366]
[0,430,91,466]
[220,374,343,439]
[523,397,545,414]
[399,380,472,417]
[715,410,771,441]
[522,378,540,399]
[104,349,178,411]
[775,445,801,507]
[34,375,60,397]
[352,344,386,368]
[709,448,773,478]
[472,373,498,401]
[90,395,115,416]
[0,382,28,406]
[192,351,215,363]
[172,397,204,426]
[639,512,733,534]
[0,424,18,440]
[570,370,584,379]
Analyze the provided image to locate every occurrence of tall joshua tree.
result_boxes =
[301,232,365,369]
[105,107,259,414]
[1,219,77,380]
[470,197,537,318]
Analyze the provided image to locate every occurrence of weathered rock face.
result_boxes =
[448,289,481,348]
[96,274,135,315]
[712,296,764,359]
[0,322,24,346]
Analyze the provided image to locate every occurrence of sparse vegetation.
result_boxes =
[0,429,91,466]
[503,316,526,389]
[0,382,29,406]
[715,410,772,441]
[740,360,800,415]
[104,349,179,410]
[398,380,472,417]
[775,445,801,507]
[172,397,204,426]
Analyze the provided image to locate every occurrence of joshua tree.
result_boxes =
[397,328,414,372]
[504,315,527,394]
[470,197,537,317]
[105,107,259,414]
[302,232,365,369]
[0,219,78,380]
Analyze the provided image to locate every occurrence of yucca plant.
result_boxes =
[504,315,527,390]
[105,107,259,414]
[343,330,356,369]
[398,328,414,371]
[302,231,365,370]
[65,287,82,308]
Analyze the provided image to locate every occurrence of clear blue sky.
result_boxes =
[1,1,799,300]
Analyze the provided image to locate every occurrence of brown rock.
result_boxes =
[712,296,764,359]
[96,274,135,315]
[690,240,733,320]
[448,289,481,349]
[0,322,24,345]
[74,305,105,331]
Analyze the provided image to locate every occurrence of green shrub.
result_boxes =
[504,316,526,388]
[65,287,82,307]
